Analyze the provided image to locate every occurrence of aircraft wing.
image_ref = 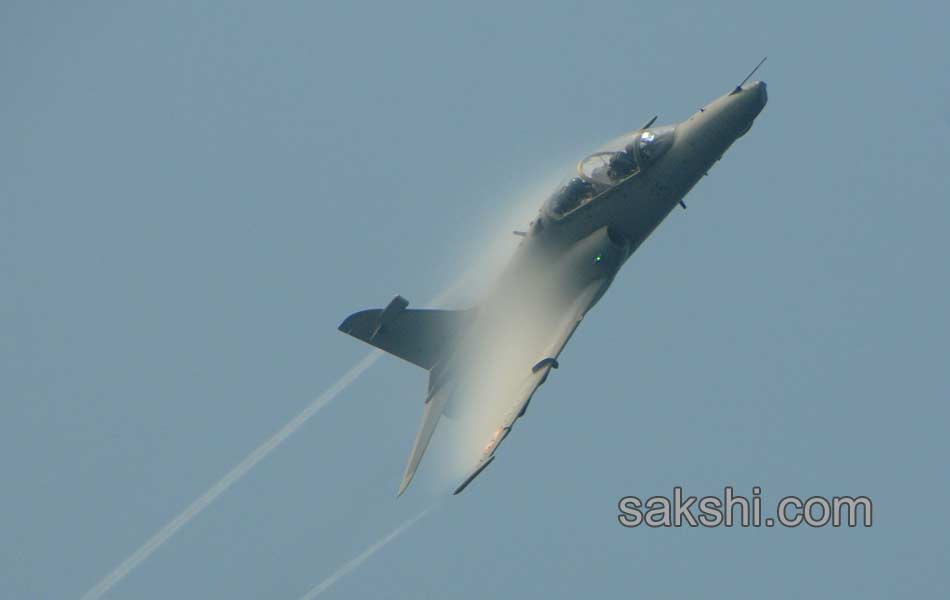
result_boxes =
[453,279,607,494]
[397,379,456,496]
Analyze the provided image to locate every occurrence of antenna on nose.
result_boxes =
[731,56,767,94]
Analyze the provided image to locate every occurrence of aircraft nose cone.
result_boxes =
[749,80,767,108]
[737,80,767,107]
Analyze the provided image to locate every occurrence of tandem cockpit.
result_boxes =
[545,125,676,219]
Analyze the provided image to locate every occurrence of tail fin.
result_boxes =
[338,296,472,370]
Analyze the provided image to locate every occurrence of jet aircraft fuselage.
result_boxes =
[339,79,768,495]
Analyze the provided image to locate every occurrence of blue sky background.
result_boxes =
[3,1,949,598]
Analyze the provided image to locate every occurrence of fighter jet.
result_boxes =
[339,65,768,495]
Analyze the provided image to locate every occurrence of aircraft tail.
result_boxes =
[340,295,472,495]
[338,296,472,371]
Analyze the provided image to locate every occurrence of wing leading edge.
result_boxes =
[453,279,607,494]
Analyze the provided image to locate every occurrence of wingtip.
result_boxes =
[338,313,356,334]
[453,455,496,495]
[396,474,413,498]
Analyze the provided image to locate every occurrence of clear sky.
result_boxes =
[3,1,949,598]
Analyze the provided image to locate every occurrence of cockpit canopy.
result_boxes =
[545,125,676,219]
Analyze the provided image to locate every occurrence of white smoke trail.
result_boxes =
[297,505,437,600]
[80,282,463,600]
[79,350,382,600]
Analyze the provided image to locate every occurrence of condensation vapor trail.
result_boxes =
[297,505,437,600]
[80,282,464,600]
